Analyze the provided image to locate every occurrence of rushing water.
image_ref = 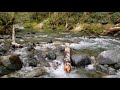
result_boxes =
[1,32,120,78]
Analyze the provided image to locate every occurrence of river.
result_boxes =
[1,32,120,78]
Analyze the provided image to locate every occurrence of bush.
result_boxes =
[82,23,104,34]
[111,12,120,24]
[23,22,38,28]
[87,12,110,24]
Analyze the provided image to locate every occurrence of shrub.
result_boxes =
[111,12,120,24]
[82,23,104,34]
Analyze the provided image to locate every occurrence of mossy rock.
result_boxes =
[0,55,23,70]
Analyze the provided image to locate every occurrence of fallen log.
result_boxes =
[107,27,120,33]
[64,43,72,73]
[102,27,120,35]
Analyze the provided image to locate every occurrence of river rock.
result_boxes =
[0,65,11,76]
[47,39,53,43]
[46,51,56,60]
[70,38,81,43]
[107,67,116,75]
[96,50,120,65]
[0,43,8,55]
[35,50,50,67]
[0,55,23,70]
[28,59,37,67]
[27,49,37,67]
[27,49,50,67]
[114,63,120,70]
[31,32,36,34]
[0,48,7,56]
[24,67,47,78]
[96,64,108,73]
[71,54,92,67]
[16,36,22,39]
[0,36,3,39]
[27,43,35,51]
[34,50,46,60]
[96,64,116,74]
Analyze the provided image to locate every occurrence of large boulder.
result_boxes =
[34,50,50,67]
[96,50,120,65]
[27,49,50,67]
[0,55,23,70]
[71,54,92,67]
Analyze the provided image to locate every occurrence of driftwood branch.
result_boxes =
[102,27,120,35]
[64,43,71,73]
[11,24,23,48]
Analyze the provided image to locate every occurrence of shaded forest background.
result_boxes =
[0,12,120,35]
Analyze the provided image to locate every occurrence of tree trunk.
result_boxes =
[84,12,87,15]
[12,25,15,43]
[65,20,68,29]
[64,43,72,73]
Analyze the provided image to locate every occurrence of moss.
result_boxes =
[81,23,104,34]
[42,24,65,33]
[19,27,39,34]
[77,68,107,78]
[111,12,120,24]
[23,22,38,28]
[0,28,4,34]
[79,14,90,23]
[7,55,23,70]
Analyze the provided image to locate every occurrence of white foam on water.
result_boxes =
[46,61,80,78]
[59,32,69,35]
[85,64,96,71]
[38,35,48,38]
[70,42,97,50]
[69,37,120,50]
[12,47,28,64]
[13,47,28,55]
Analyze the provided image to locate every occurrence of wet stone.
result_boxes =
[46,51,56,60]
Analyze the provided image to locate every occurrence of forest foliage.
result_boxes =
[0,12,120,34]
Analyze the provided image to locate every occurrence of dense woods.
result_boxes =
[0,12,120,35]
